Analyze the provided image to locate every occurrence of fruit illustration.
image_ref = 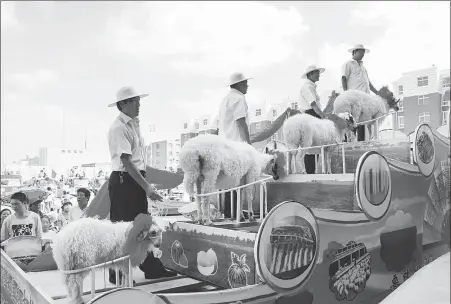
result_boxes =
[228,252,251,288]
[197,248,218,276]
[171,240,188,268]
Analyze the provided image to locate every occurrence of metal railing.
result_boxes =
[59,255,133,300]
[191,111,398,223]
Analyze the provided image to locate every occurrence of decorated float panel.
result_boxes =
[0,123,449,304]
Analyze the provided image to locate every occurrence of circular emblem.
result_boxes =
[355,151,392,220]
[413,124,435,177]
[254,201,319,294]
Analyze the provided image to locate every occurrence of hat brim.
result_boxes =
[301,68,325,79]
[348,48,370,53]
[227,77,253,87]
[108,93,149,107]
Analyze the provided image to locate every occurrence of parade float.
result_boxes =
[1,118,450,304]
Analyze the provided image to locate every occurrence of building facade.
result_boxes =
[392,66,450,135]
[150,139,181,171]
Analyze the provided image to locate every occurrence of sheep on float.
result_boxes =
[179,134,282,225]
[283,112,357,174]
[52,214,163,304]
[333,86,400,141]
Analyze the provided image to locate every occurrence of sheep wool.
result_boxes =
[282,113,354,174]
[52,215,161,304]
[179,134,277,224]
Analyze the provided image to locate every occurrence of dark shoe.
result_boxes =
[144,269,177,280]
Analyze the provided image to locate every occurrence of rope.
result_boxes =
[195,176,273,198]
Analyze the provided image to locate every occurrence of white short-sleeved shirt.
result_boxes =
[342,60,370,93]
[68,205,85,222]
[1,212,43,241]
[299,79,321,111]
[108,112,146,172]
[218,88,250,142]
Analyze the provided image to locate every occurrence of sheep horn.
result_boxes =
[124,213,153,264]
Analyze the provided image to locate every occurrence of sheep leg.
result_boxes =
[244,172,256,222]
[298,150,307,174]
[66,274,84,304]
[195,177,203,224]
[200,171,219,226]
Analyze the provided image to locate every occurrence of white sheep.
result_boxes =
[333,86,400,141]
[283,113,357,174]
[52,214,163,304]
[179,134,281,225]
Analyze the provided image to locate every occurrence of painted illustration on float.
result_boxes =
[197,248,218,276]
[267,218,316,279]
[171,240,188,268]
[227,252,251,288]
[380,210,417,271]
[328,241,371,301]
[416,127,435,165]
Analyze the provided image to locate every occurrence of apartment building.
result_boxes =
[150,139,181,171]
[392,66,450,135]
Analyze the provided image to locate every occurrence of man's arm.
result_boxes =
[369,81,379,95]
[236,118,251,144]
[341,76,348,91]
[121,154,162,201]
[0,218,10,242]
[35,215,43,239]
[311,101,326,119]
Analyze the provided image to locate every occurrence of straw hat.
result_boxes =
[228,72,253,86]
[108,86,149,108]
[301,65,325,79]
[348,44,370,53]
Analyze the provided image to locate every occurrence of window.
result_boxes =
[443,91,450,107]
[443,76,450,88]
[419,112,430,123]
[271,133,278,141]
[183,123,188,129]
[443,111,449,125]
[156,144,160,149]
[156,152,160,156]
[417,76,428,87]
[176,152,179,156]
[418,95,429,105]
[176,144,180,148]
[398,85,403,95]
[398,116,404,129]
[256,109,262,116]
[398,100,404,112]
[291,102,298,110]
[255,123,261,130]
[169,151,172,156]
[169,143,173,148]
[273,109,277,117]
[203,119,208,125]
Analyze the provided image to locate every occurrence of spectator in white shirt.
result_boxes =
[299,65,328,174]
[68,187,90,222]
[1,192,43,242]
[341,44,379,141]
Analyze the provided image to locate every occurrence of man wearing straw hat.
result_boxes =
[218,72,252,220]
[299,65,328,174]
[107,86,175,283]
[341,44,380,141]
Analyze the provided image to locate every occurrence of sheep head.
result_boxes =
[124,213,164,266]
[264,142,287,180]
[327,112,357,132]
[378,86,400,112]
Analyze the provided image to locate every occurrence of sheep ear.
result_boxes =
[137,230,149,242]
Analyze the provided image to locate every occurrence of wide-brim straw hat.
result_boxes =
[301,65,325,79]
[348,44,370,53]
[227,72,253,86]
[108,86,149,107]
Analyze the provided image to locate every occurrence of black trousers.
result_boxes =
[108,171,164,274]
[304,109,321,174]
[356,125,365,141]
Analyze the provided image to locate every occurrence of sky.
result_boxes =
[1,1,450,164]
